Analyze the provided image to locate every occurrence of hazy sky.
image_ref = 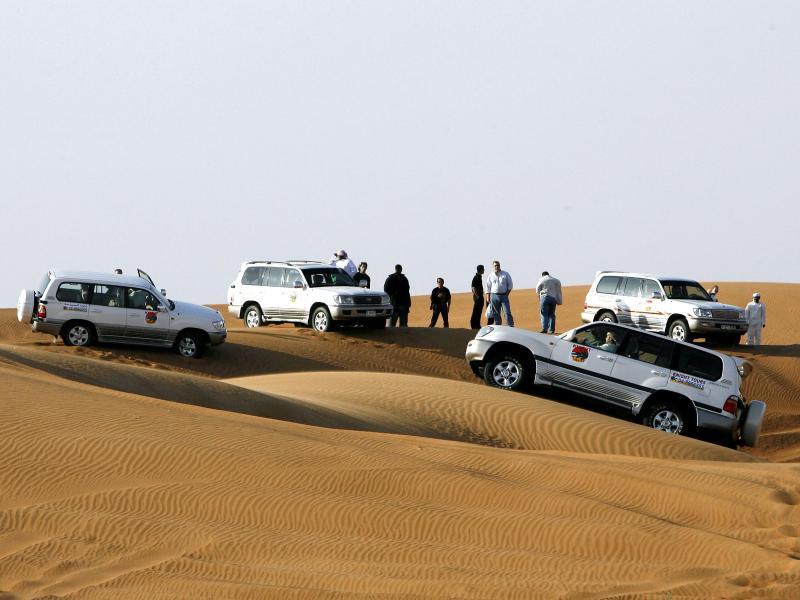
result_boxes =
[2,1,798,308]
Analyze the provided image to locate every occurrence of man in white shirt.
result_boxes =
[536,271,563,334]
[329,250,357,277]
[484,260,514,327]
[744,292,766,345]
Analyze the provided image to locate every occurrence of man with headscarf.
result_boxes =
[744,292,767,346]
[329,250,357,277]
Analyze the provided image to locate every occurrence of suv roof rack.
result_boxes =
[246,260,272,265]
[285,260,325,265]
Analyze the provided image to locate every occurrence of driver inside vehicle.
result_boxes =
[599,332,619,352]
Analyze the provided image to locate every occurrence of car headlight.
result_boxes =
[692,308,713,318]
[334,295,354,305]
[212,320,226,330]
[738,311,746,321]
[380,294,391,304]
[477,326,494,338]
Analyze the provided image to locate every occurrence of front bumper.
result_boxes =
[330,304,393,320]
[209,331,227,346]
[465,338,494,377]
[687,317,747,335]
[227,304,241,316]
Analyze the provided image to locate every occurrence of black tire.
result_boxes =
[642,400,692,436]
[483,353,533,392]
[597,311,617,323]
[62,321,95,347]
[243,305,263,328]
[366,318,387,330]
[175,331,205,358]
[667,318,692,342]
[311,306,334,333]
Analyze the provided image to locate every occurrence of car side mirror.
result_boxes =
[651,291,663,300]
[293,280,304,289]
[160,288,167,297]
[157,304,168,313]
[358,279,368,288]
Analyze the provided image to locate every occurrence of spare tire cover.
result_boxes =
[17,289,35,323]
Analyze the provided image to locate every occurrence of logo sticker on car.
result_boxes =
[145,311,158,324]
[571,345,589,363]
[63,302,88,312]
[670,372,705,391]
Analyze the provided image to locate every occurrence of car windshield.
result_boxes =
[659,280,712,301]
[303,268,356,287]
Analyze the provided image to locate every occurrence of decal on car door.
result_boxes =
[145,311,158,324]
[570,345,589,363]
[670,372,706,391]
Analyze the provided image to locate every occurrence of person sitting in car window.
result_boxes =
[599,332,619,352]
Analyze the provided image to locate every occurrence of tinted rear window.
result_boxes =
[618,332,673,368]
[56,282,91,303]
[623,277,643,298]
[242,267,264,286]
[673,346,723,381]
[596,276,622,294]
[266,267,285,287]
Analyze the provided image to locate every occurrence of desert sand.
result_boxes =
[2,282,800,598]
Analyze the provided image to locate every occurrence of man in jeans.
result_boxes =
[485,261,514,327]
[383,264,411,327]
[470,265,485,329]
[536,270,562,334]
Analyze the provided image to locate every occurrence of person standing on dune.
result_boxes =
[429,277,451,328]
[485,260,514,327]
[745,292,767,345]
[470,265,485,329]
[536,270,562,334]
[353,262,371,288]
[384,264,411,327]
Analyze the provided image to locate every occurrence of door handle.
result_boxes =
[597,355,614,362]
[651,370,667,376]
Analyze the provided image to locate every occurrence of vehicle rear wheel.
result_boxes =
[62,321,95,347]
[597,311,617,323]
[484,353,532,392]
[642,401,691,436]
[311,306,334,333]
[244,305,262,328]
[176,332,205,358]
[668,318,691,342]
[740,400,766,447]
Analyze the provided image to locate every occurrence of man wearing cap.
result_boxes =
[744,292,767,346]
[329,250,357,277]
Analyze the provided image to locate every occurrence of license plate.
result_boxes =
[366,310,376,317]
[721,325,737,330]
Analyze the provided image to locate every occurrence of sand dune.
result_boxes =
[2,282,800,597]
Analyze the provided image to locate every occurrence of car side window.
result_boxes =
[126,288,160,311]
[618,332,673,368]
[266,267,285,287]
[242,267,264,286]
[572,324,623,352]
[91,284,125,307]
[596,276,622,294]
[642,279,661,299]
[283,269,303,288]
[623,277,643,298]
[56,282,92,303]
[673,346,723,381]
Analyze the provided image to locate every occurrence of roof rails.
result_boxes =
[246,260,272,265]
[285,260,325,265]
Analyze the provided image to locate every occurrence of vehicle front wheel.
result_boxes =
[597,311,617,323]
[484,354,532,392]
[243,305,263,328]
[642,401,691,436]
[62,321,95,347]
[311,306,334,332]
[176,332,205,358]
[667,318,691,342]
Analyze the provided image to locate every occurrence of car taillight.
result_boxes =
[583,303,588,310]
[37,304,47,319]
[723,395,738,415]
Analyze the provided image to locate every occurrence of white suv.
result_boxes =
[465,322,765,446]
[228,261,393,332]
[17,269,226,358]
[581,272,748,344]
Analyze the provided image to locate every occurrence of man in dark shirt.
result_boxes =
[470,264,485,329]
[383,264,411,327]
[429,277,452,328]
[353,262,370,288]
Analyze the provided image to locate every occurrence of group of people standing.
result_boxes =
[469,263,563,332]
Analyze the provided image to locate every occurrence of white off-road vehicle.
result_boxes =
[581,272,748,344]
[228,261,393,332]
[17,269,226,358]
[466,322,765,446]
